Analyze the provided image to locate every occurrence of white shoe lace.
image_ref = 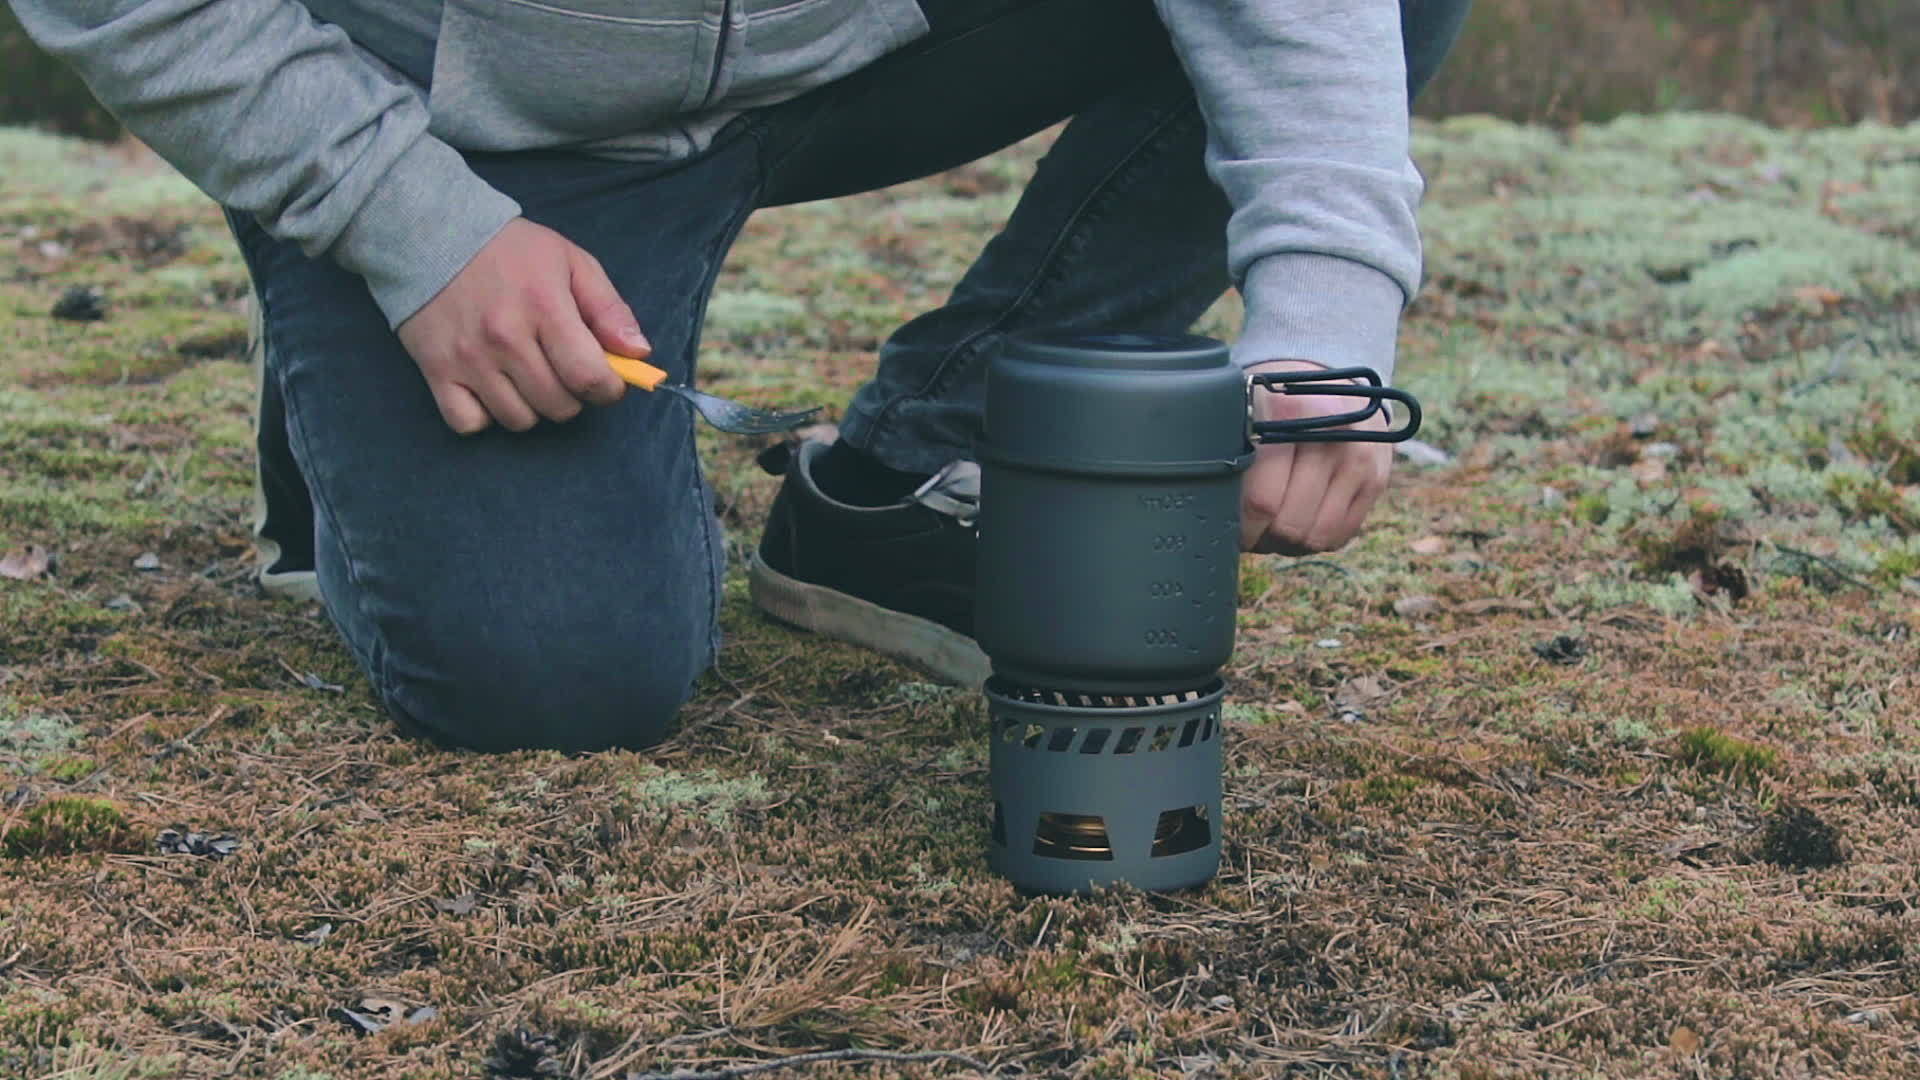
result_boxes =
[908,460,980,526]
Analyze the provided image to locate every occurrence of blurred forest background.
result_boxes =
[3,0,1917,141]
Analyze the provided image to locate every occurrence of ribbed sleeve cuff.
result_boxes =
[331,136,524,328]
[1232,252,1408,387]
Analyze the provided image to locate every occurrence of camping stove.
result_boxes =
[974,332,1420,894]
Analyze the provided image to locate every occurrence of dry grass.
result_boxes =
[1421,0,1920,126]
[2,111,1920,1079]
[6,0,1920,139]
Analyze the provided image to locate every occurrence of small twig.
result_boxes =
[654,1027,734,1050]
[625,1048,999,1080]
[1272,559,1350,577]
[1766,544,1876,592]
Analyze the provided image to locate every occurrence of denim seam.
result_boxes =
[275,335,400,707]
[685,175,765,668]
[233,213,405,713]
[859,94,1201,453]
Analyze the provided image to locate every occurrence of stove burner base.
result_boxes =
[985,676,1225,894]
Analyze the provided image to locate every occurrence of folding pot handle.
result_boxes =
[1247,365,1422,444]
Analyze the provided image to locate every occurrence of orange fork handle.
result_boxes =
[606,353,669,391]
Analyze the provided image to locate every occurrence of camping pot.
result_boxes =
[974,331,1420,894]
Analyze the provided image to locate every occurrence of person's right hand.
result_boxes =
[395,217,647,434]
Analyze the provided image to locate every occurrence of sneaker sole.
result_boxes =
[259,567,321,603]
[747,551,991,688]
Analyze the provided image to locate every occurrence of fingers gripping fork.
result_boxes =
[607,353,821,435]
[1247,365,1423,445]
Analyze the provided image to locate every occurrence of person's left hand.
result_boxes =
[1239,358,1394,554]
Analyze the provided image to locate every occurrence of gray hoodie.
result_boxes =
[13,0,1422,382]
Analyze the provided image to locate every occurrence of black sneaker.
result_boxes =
[748,440,990,686]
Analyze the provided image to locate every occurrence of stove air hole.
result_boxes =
[1114,727,1146,754]
[1033,813,1113,861]
[1151,805,1212,857]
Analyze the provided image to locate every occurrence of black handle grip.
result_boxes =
[1248,365,1422,444]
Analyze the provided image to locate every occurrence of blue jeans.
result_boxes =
[234,0,1470,752]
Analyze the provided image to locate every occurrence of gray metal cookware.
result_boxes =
[974,331,1420,894]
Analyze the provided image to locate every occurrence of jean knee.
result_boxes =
[377,618,713,754]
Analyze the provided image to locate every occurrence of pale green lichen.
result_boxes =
[0,697,81,769]
[631,767,771,828]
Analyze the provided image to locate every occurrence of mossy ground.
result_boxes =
[2,115,1918,1078]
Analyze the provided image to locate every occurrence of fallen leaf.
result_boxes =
[1818,179,1866,217]
[1338,675,1390,706]
[1409,535,1450,556]
[1669,1025,1703,1055]
[296,922,334,945]
[332,1008,385,1037]
[1392,594,1442,617]
[1660,834,1724,866]
[332,998,428,1037]
[433,892,479,916]
[1685,338,1730,361]
[1455,598,1537,615]
[156,828,241,858]
[0,545,53,581]
[1630,456,1668,484]
[132,552,162,571]
[1791,284,1845,310]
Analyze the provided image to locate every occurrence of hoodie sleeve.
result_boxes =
[11,0,521,327]
[1152,0,1423,384]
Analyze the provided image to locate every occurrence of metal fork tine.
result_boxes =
[665,384,821,434]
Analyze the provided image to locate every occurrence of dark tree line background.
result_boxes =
[3,0,1916,142]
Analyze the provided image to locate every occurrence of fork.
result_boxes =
[606,354,822,435]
